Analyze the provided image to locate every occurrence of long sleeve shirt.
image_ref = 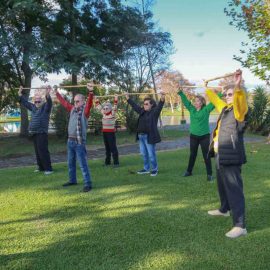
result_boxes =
[206,88,248,152]
[95,98,118,132]
[178,91,216,136]
[19,95,52,134]
[56,91,93,118]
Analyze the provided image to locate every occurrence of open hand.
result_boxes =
[234,69,242,87]
[125,92,129,100]
[18,86,23,96]
[87,83,94,92]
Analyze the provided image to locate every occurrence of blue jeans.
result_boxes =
[67,140,92,187]
[138,134,157,171]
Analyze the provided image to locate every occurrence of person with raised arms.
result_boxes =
[125,91,165,177]
[178,89,218,181]
[95,95,119,167]
[18,86,53,175]
[54,84,94,192]
[206,69,248,238]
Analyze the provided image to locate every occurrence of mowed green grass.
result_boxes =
[0,143,269,270]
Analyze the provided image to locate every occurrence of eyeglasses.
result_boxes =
[144,103,150,106]
[35,101,41,104]
[224,93,233,97]
[74,100,81,103]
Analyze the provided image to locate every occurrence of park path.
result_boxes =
[0,136,264,169]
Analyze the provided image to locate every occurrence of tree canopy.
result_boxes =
[225,0,270,83]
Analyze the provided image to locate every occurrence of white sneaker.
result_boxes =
[225,227,247,238]
[207,209,230,217]
[34,169,41,173]
[44,171,53,175]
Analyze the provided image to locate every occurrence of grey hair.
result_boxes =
[223,84,247,93]
[102,102,112,110]
[75,94,85,102]
[223,84,235,92]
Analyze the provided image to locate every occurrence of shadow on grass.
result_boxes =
[0,145,270,269]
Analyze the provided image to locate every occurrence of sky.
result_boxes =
[32,0,264,88]
[152,0,263,87]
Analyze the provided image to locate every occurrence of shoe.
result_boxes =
[137,169,150,175]
[207,175,214,181]
[103,163,111,167]
[150,170,158,176]
[207,209,230,217]
[225,227,247,238]
[113,164,120,168]
[82,186,92,192]
[34,169,42,173]
[183,171,192,177]
[62,182,77,187]
[44,171,53,175]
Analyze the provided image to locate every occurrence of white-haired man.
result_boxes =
[54,84,94,192]
[19,86,53,175]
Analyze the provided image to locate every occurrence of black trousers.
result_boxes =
[187,133,212,175]
[32,133,52,171]
[216,158,245,228]
[103,132,119,165]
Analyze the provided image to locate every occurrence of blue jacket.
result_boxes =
[19,95,52,134]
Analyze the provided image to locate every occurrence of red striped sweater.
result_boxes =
[95,98,118,132]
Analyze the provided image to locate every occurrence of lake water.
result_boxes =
[0,115,220,133]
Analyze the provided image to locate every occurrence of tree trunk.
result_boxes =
[169,96,174,113]
[20,23,33,137]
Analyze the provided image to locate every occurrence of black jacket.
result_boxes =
[209,106,247,165]
[127,98,164,144]
[19,95,52,134]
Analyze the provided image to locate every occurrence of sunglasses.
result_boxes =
[144,103,150,106]
[35,101,41,104]
[224,93,233,97]
[103,107,110,110]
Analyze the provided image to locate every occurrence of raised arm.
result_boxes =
[205,89,227,113]
[18,86,35,111]
[84,83,94,118]
[112,95,118,116]
[205,92,223,113]
[178,90,195,112]
[95,98,102,112]
[45,86,53,113]
[125,93,143,114]
[153,91,165,116]
[233,70,248,122]
[55,90,73,112]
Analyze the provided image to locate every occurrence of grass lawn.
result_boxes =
[0,142,269,270]
[0,129,189,158]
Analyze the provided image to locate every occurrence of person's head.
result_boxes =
[33,94,44,108]
[223,84,235,104]
[143,97,156,111]
[102,101,112,114]
[74,94,85,108]
[194,95,206,110]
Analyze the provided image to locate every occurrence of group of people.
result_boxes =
[19,69,248,238]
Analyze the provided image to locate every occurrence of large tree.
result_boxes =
[225,0,270,83]
[0,0,56,136]
[155,70,193,113]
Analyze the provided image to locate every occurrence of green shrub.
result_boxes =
[89,109,103,135]
[51,104,69,138]
[247,86,270,135]
[125,106,138,133]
